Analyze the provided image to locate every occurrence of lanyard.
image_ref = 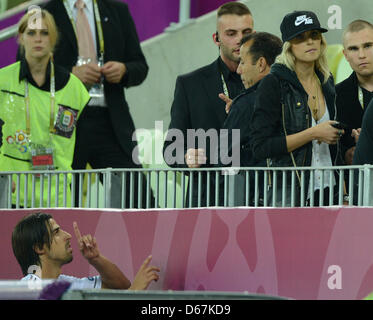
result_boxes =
[358,86,364,110]
[63,0,105,57]
[24,60,56,136]
[220,73,229,99]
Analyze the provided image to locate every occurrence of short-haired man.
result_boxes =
[163,2,254,206]
[221,32,282,166]
[337,20,373,165]
[217,32,282,205]
[12,212,160,290]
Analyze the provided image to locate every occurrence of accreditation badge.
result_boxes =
[54,105,79,138]
[29,143,55,172]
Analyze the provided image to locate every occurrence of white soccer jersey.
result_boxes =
[21,273,102,290]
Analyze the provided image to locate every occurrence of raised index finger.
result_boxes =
[73,221,82,241]
[140,255,152,270]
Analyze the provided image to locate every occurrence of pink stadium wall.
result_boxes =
[1,207,373,300]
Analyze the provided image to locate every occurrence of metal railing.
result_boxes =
[0,279,288,300]
[1,165,372,209]
[165,0,193,32]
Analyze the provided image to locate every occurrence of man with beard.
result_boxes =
[12,212,160,290]
[163,2,254,207]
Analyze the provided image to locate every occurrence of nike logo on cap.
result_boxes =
[295,15,313,26]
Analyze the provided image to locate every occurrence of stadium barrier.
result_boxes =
[1,165,373,209]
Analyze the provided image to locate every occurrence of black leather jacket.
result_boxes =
[250,63,342,195]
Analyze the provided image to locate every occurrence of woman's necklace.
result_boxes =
[309,75,320,122]
[313,78,319,121]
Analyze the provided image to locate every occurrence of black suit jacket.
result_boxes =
[43,0,148,161]
[163,58,244,206]
[336,72,365,160]
[220,82,259,167]
[163,58,241,167]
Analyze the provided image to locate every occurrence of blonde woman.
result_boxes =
[250,11,345,206]
[0,9,90,207]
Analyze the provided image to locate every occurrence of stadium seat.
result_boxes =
[326,44,352,84]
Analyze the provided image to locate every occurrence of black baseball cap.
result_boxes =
[280,11,328,42]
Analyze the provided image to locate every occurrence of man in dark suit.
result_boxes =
[336,20,373,165]
[163,2,254,207]
[43,0,152,208]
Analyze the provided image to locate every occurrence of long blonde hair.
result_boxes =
[276,34,330,83]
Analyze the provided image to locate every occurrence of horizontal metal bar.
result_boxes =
[0,0,48,22]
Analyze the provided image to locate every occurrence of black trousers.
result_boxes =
[72,107,154,208]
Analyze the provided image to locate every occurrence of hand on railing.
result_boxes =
[313,121,344,145]
[185,148,207,168]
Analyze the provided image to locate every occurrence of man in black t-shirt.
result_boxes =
[336,20,373,165]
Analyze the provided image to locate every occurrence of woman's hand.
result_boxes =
[312,121,343,145]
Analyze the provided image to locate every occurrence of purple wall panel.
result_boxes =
[191,0,229,18]
[0,0,231,68]
[0,14,23,68]
[126,0,179,42]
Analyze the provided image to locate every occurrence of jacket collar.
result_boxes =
[270,63,335,96]
[18,56,70,91]
[218,56,241,82]
[19,56,51,89]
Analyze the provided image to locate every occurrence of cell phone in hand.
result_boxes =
[331,121,348,130]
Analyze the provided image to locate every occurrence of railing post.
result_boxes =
[179,0,191,25]
[165,0,194,32]
[363,164,372,206]
[103,168,124,209]
[103,168,112,208]
[0,174,9,208]
[226,168,244,207]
